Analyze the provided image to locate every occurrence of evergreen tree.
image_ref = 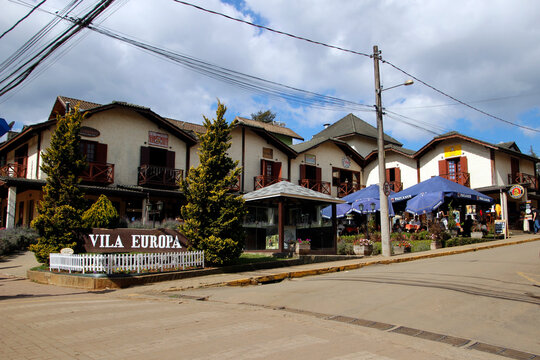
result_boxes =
[251,109,276,123]
[82,194,119,229]
[30,107,87,263]
[181,101,246,265]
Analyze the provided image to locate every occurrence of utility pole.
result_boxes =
[373,45,392,257]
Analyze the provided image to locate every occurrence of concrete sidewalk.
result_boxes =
[120,233,540,294]
[2,234,539,292]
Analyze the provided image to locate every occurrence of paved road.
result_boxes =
[176,241,540,356]
[0,241,538,359]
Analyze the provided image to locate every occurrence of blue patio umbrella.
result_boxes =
[405,191,445,215]
[321,184,395,218]
[350,197,395,216]
[390,176,493,205]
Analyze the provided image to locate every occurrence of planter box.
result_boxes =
[392,245,411,255]
[430,240,442,250]
[471,232,483,239]
[295,243,311,255]
[353,244,373,256]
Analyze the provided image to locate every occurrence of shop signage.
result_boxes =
[444,145,462,158]
[80,126,100,138]
[148,131,169,148]
[262,147,273,159]
[508,184,525,199]
[84,228,189,253]
[304,154,316,165]
[342,156,351,168]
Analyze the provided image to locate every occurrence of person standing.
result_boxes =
[533,207,540,234]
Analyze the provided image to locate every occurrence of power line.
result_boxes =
[0,0,118,97]
[172,0,372,59]
[173,0,540,134]
[0,0,47,39]
[393,92,540,110]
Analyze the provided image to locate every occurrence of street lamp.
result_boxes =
[373,45,413,257]
[146,201,164,228]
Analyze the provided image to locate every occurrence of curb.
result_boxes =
[224,237,540,287]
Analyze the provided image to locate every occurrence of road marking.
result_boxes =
[517,271,540,285]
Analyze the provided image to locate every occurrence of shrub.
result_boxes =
[200,235,242,266]
[0,228,38,256]
[337,240,354,255]
[127,220,153,229]
[82,195,119,229]
[445,236,493,247]
[160,218,181,229]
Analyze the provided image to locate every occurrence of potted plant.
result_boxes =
[295,238,311,255]
[353,238,373,256]
[393,240,411,255]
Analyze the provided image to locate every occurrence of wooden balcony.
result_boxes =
[254,175,287,190]
[80,162,114,184]
[338,182,361,198]
[440,172,470,187]
[299,179,331,195]
[388,181,403,192]
[229,175,241,192]
[508,172,538,190]
[0,163,26,178]
[138,165,183,188]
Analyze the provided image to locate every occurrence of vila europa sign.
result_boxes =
[84,228,189,253]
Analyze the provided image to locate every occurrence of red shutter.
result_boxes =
[299,164,306,180]
[166,151,175,169]
[385,168,391,182]
[140,146,150,166]
[95,143,107,164]
[395,167,401,183]
[315,167,322,182]
[261,159,267,176]
[460,156,468,174]
[438,160,447,176]
[460,156,468,186]
[273,162,282,179]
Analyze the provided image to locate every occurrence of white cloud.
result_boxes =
[0,0,538,153]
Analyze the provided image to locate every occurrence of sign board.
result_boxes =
[304,154,316,165]
[148,131,169,148]
[494,220,506,236]
[444,145,462,158]
[508,184,525,199]
[80,126,100,138]
[84,228,189,253]
[60,247,74,255]
[262,147,273,159]
[342,156,351,169]
[383,181,391,196]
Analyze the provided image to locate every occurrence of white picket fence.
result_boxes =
[49,251,205,274]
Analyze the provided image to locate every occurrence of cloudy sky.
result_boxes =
[1,0,539,155]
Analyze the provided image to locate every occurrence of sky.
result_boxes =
[0,0,539,155]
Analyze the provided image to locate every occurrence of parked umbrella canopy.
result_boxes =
[405,191,445,215]
[391,176,494,205]
[321,184,394,218]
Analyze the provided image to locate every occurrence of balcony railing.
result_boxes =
[0,163,26,178]
[299,179,331,195]
[440,172,470,187]
[337,182,361,198]
[138,165,183,188]
[229,175,241,192]
[254,175,287,190]
[80,162,114,184]
[508,172,538,190]
[388,181,403,192]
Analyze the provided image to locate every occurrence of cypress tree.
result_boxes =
[82,194,119,229]
[181,101,246,265]
[30,107,87,263]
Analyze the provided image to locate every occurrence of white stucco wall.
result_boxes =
[494,151,537,186]
[80,108,189,185]
[290,141,362,198]
[229,127,290,193]
[364,152,417,189]
[418,140,493,189]
[340,135,378,157]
